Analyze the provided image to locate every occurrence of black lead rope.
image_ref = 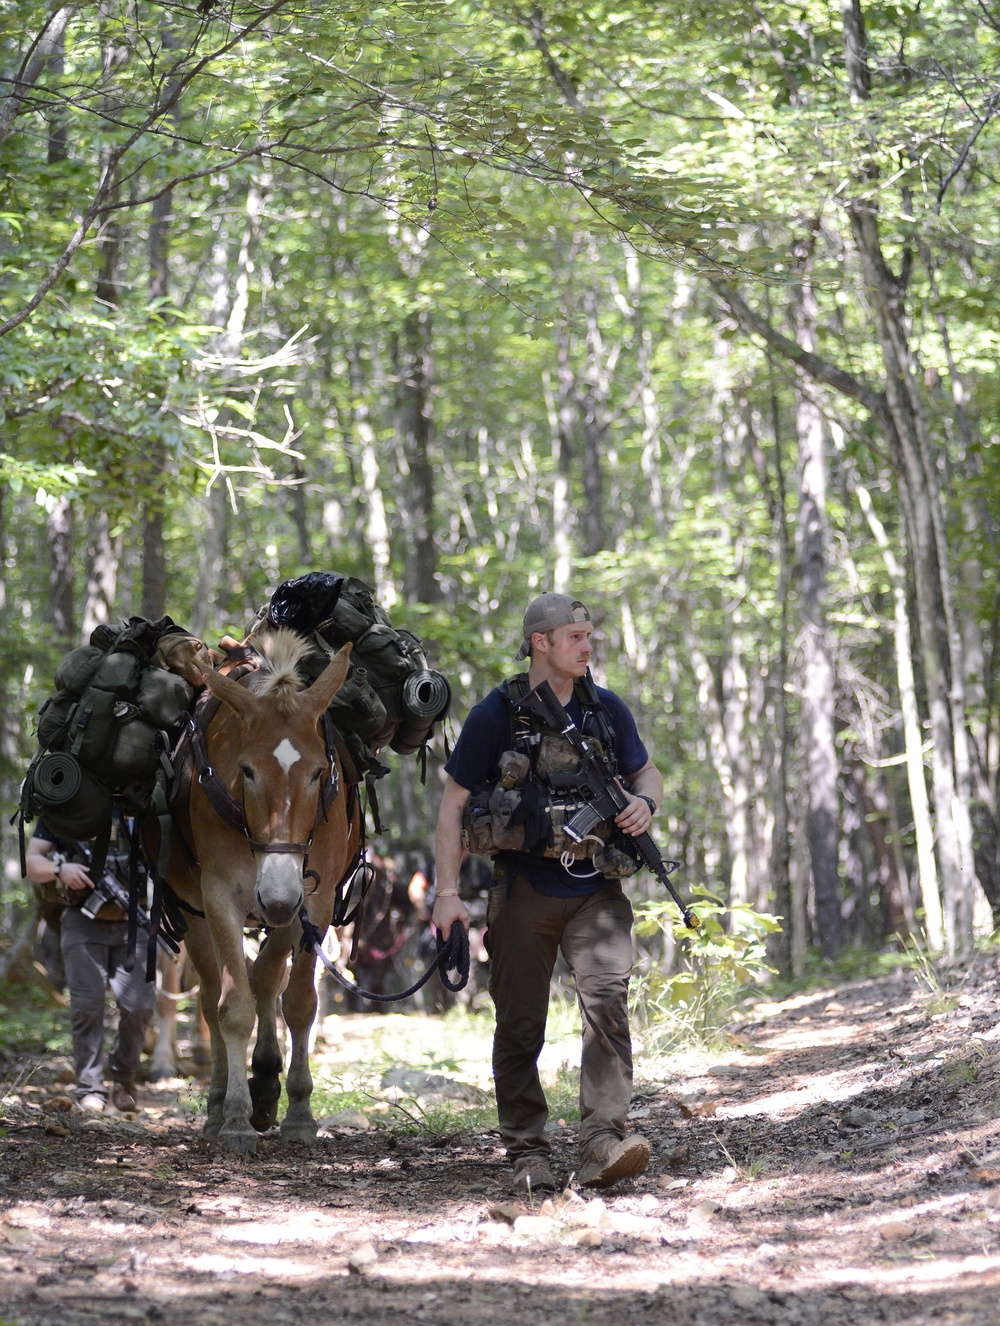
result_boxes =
[298,907,470,1003]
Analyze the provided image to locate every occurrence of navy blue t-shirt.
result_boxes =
[445,681,649,897]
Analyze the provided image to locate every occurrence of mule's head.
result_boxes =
[199,632,351,928]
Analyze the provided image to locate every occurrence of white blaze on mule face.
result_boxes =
[273,737,301,774]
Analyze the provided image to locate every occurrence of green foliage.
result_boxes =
[631,887,782,1047]
[0,983,69,1064]
[0,0,998,967]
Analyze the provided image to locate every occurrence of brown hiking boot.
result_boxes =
[512,1156,557,1196]
[109,1082,138,1114]
[578,1134,650,1188]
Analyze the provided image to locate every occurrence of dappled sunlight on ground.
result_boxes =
[5,955,1000,1323]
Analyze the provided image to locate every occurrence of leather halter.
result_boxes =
[187,679,341,859]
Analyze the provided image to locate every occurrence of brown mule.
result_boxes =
[165,629,361,1154]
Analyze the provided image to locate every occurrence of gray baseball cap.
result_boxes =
[515,593,592,661]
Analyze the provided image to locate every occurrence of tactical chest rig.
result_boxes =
[461,673,639,878]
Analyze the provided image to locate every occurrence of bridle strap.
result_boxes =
[247,838,313,854]
[188,676,342,856]
[188,708,247,834]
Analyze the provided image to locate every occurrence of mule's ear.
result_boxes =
[305,643,352,717]
[200,662,262,721]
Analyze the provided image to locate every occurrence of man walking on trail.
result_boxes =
[433,592,663,1194]
[25,817,155,1114]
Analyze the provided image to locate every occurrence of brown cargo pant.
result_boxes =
[486,861,635,1168]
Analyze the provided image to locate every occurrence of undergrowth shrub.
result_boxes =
[630,887,781,1049]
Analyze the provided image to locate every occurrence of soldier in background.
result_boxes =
[25,816,155,1113]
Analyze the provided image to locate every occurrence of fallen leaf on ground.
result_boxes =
[680,1100,717,1119]
[0,1225,34,1247]
[565,1227,602,1248]
[689,1200,721,1226]
[878,1222,915,1242]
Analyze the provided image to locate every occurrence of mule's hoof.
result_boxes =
[279,1122,318,1145]
[217,1126,259,1155]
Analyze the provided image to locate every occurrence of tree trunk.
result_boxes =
[841,0,975,951]
[848,461,944,947]
[847,751,909,940]
[140,47,177,622]
[624,247,666,537]
[392,308,439,602]
[287,446,311,567]
[541,361,573,591]
[349,346,396,608]
[95,7,127,311]
[682,606,751,905]
[48,495,75,642]
[82,508,120,637]
[141,493,166,619]
[793,262,842,956]
[722,621,751,908]
[765,364,793,975]
[0,6,74,147]
[580,282,609,556]
[189,485,229,640]
[46,18,68,163]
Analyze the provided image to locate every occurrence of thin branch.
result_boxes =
[0,0,294,339]
[709,278,894,431]
[936,89,1000,208]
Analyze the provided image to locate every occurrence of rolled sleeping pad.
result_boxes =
[31,751,81,805]
[400,669,451,722]
[28,752,113,840]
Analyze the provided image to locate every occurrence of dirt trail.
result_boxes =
[3,955,1000,1326]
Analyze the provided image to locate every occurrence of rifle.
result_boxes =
[513,680,699,930]
[79,861,179,957]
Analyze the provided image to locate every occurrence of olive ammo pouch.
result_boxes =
[461,785,638,876]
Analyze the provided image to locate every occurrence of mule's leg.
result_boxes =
[248,932,292,1133]
[191,980,212,1068]
[279,945,322,1143]
[182,917,228,1141]
[147,950,181,1081]
[198,906,259,1154]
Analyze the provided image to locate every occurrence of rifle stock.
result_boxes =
[514,681,699,930]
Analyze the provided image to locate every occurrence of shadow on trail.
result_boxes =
[7,1261,998,1326]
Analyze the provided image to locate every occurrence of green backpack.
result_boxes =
[19,616,200,869]
[250,573,451,776]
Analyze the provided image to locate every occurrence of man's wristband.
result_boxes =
[52,853,64,878]
[435,889,460,898]
[636,795,657,815]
